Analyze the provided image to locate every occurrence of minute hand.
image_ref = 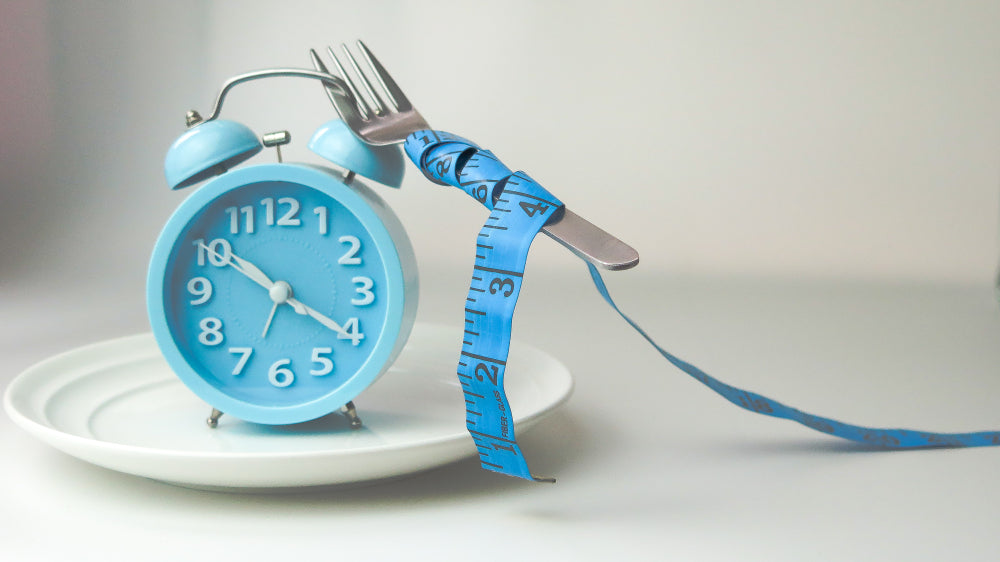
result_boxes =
[285,297,352,340]
[201,244,350,339]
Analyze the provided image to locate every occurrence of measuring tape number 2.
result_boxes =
[408,129,1000,484]
[405,130,561,482]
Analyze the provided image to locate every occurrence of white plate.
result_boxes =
[3,323,572,491]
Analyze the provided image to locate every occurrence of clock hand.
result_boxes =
[197,243,353,341]
[284,296,356,342]
[198,243,274,290]
[230,253,275,289]
[261,302,279,338]
[261,280,293,338]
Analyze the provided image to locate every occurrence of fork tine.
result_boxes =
[320,46,372,120]
[335,43,388,117]
[355,40,412,112]
[309,48,362,118]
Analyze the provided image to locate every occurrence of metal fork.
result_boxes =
[309,41,639,271]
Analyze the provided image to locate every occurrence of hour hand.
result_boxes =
[198,242,274,289]
[229,253,274,289]
[197,242,356,342]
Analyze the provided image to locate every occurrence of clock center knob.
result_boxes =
[269,280,293,304]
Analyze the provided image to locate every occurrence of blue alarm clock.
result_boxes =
[148,69,417,427]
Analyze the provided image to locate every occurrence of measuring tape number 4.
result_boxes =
[405,129,1000,482]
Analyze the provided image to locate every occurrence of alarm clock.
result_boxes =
[148,69,417,427]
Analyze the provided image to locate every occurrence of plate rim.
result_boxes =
[3,324,573,486]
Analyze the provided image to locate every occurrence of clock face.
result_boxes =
[148,163,417,424]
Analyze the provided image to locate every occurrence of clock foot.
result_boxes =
[340,401,362,430]
[207,408,224,428]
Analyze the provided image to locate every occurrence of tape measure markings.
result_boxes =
[405,127,1000,482]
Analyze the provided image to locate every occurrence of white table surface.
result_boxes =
[3,269,999,561]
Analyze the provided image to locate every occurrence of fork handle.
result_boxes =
[402,131,504,207]
[403,130,640,270]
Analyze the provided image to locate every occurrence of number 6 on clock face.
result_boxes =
[148,163,418,425]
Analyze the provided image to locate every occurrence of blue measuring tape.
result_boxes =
[405,129,1000,481]
[405,131,562,481]
[586,264,1000,448]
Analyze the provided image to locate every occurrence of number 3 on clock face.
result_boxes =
[148,164,418,425]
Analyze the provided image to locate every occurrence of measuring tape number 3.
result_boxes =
[407,129,1000,483]
[406,131,561,482]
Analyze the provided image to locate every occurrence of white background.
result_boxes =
[2,1,1000,561]
[2,1,998,288]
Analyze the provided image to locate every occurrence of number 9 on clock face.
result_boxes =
[148,164,418,425]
